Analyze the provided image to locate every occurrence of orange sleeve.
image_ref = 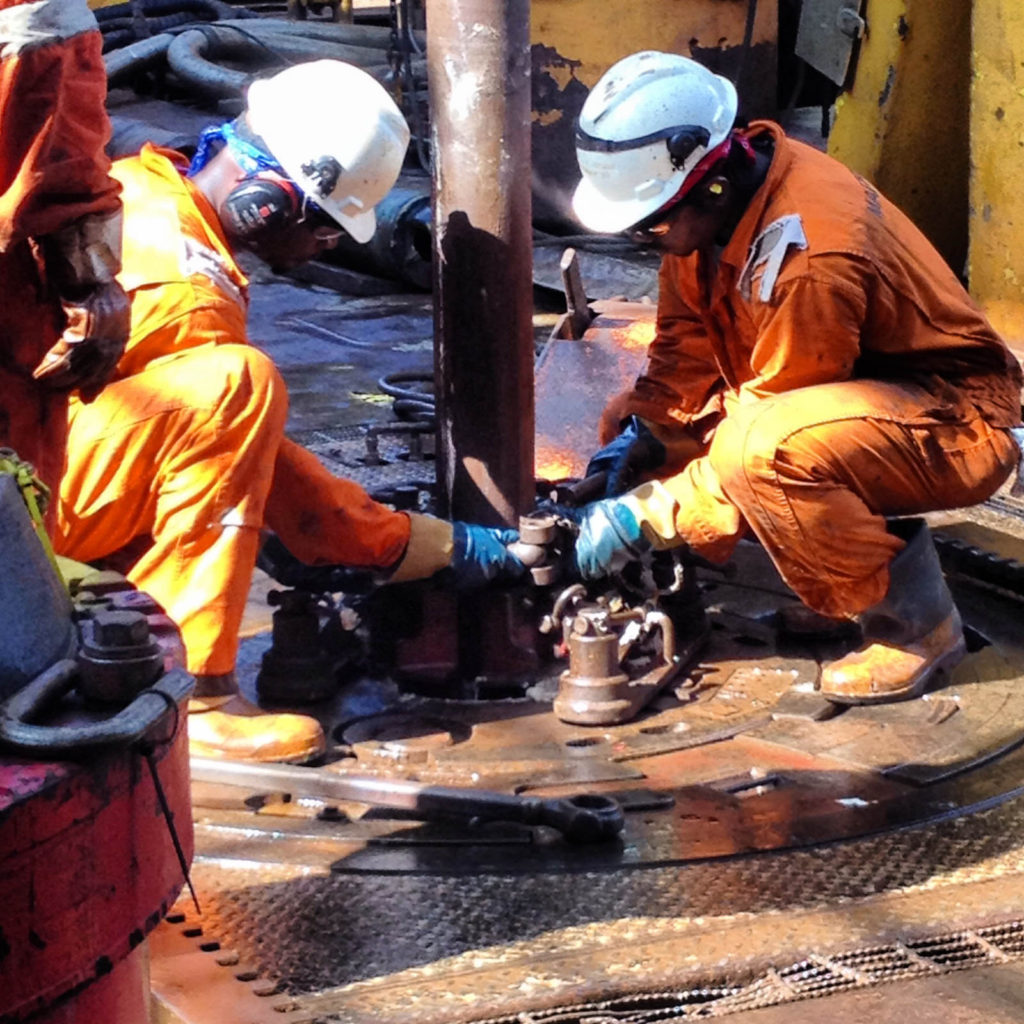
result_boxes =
[0,0,119,249]
[265,439,412,570]
[615,256,725,438]
[739,259,866,403]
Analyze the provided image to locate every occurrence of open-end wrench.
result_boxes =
[190,757,625,844]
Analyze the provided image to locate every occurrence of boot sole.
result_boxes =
[823,635,967,707]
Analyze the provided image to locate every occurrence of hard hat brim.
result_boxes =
[571,173,683,235]
[322,203,376,244]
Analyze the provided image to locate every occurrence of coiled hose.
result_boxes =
[106,17,425,100]
[378,370,435,424]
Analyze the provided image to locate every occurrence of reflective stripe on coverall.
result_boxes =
[611,121,1023,619]
[54,146,412,675]
[0,0,120,495]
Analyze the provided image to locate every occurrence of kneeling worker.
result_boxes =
[55,60,524,762]
[568,51,1023,705]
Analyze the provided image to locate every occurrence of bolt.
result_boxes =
[92,609,151,648]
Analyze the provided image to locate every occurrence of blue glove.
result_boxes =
[573,497,651,580]
[584,415,667,498]
[450,523,526,588]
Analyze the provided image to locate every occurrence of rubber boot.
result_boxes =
[819,518,966,705]
[187,672,326,764]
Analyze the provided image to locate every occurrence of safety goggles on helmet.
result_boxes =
[572,51,738,234]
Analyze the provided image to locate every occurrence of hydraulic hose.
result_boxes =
[94,0,254,23]
[166,24,411,98]
[212,17,423,50]
[105,32,174,84]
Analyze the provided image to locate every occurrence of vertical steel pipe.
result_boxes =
[427,0,535,525]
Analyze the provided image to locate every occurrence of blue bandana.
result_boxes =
[187,120,286,178]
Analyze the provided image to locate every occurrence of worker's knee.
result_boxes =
[707,398,828,503]
[193,345,288,432]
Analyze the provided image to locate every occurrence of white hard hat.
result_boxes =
[573,51,738,233]
[246,60,410,243]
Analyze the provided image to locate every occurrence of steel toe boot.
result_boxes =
[188,674,325,763]
[820,518,966,705]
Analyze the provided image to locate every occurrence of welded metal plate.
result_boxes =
[534,302,656,480]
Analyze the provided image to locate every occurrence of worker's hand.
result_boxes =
[574,498,650,579]
[450,522,526,589]
[573,480,681,580]
[584,415,667,498]
[33,209,129,402]
[33,281,131,399]
[388,514,525,587]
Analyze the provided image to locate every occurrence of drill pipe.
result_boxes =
[427,0,535,525]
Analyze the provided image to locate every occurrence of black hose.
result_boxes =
[166,26,279,98]
[101,12,204,51]
[105,32,174,84]
[94,0,255,23]
[165,24,399,98]
[377,369,434,404]
[392,398,435,423]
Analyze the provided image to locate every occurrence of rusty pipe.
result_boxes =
[427,0,534,525]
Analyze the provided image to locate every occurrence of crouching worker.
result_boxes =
[54,60,524,763]
[568,52,1023,706]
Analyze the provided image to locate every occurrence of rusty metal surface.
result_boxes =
[164,791,1024,1022]
[535,302,657,480]
[428,0,535,525]
[153,533,1024,1020]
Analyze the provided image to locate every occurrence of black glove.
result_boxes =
[583,415,667,498]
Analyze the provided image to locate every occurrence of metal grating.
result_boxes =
[457,922,1024,1022]
[187,789,1024,998]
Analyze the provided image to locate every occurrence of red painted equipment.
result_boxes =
[0,563,193,1023]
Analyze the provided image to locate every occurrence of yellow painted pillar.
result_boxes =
[828,0,971,274]
[970,2,1024,354]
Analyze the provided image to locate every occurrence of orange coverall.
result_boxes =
[611,122,1023,618]
[54,146,412,676]
[0,0,120,492]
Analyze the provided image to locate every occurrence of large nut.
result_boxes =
[92,609,151,648]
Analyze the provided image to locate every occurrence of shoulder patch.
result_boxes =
[738,214,808,303]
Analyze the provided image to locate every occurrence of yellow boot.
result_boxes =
[188,675,325,763]
[820,519,967,705]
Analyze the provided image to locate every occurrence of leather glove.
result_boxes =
[573,480,681,580]
[389,513,526,588]
[32,210,130,401]
[583,415,667,498]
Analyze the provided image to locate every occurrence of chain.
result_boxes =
[386,0,430,171]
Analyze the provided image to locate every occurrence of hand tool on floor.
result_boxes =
[190,757,625,843]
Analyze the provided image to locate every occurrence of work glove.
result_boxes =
[584,415,667,498]
[450,522,526,589]
[573,480,681,580]
[389,513,526,588]
[33,210,130,401]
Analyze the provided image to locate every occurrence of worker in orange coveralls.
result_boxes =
[569,51,1024,706]
[54,60,524,763]
[0,0,130,505]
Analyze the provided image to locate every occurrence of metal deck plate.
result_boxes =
[153,535,1024,1023]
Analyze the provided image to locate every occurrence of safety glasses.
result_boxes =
[625,216,675,245]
